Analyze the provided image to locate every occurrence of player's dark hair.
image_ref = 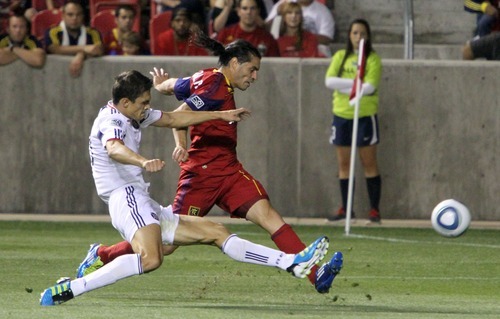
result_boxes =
[115,4,136,18]
[192,29,261,66]
[337,18,374,77]
[112,70,152,104]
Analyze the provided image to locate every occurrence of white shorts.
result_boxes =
[108,184,179,245]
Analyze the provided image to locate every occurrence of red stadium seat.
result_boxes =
[32,0,48,11]
[89,0,140,20]
[91,9,141,34]
[31,9,62,41]
[150,0,159,18]
[149,10,172,55]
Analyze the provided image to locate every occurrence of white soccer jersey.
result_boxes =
[89,100,162,202]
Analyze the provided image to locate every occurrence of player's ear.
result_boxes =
[119,97,131,108]
[229,57,239,70]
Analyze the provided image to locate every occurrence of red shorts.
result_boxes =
[172,168,269,218]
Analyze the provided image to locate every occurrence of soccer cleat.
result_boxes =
[39,281,74,306]
[287,236,329,278]
[368,209,381,223]
[76,243,103,278]
[327,208,355,221]
[315,251,344,294]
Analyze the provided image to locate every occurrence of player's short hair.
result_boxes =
[112,70,152,104]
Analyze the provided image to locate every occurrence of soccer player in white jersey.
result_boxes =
[39,70,329,306]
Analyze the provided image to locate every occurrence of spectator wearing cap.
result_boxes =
[154,7,208,56]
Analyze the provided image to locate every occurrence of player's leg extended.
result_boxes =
[41,224,163,306]
[171,215,328,277]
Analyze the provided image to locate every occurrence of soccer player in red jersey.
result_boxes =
[76,31,342,294]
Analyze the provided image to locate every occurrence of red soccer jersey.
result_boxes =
[216,24,280,57]
[173,68,243,175]
[102,28,123,55]
[278,31,323,58]
[156,29,208,56]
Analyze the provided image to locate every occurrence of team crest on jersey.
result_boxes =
[151,212,159,221]
[188,206,201,216]
[190,95,205,109]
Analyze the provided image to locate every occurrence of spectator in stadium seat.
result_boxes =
[266,0,334,57]
[0,14,46,67]
[38,68,329,306]
[217,0,279,56]
[277,1,322,57]
[45,0,103,78]
[324,19,383,223]
[155,6,208,56]
[154,0,207,31]
[464,0,500,38]
[462,31,500,59]
[102,4,138,55]
[210,0,269,34]
[121,31,149,55]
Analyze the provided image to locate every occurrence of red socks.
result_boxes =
[98,241,134,264]
[271,224,317,285]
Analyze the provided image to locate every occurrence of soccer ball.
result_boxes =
[431,199,471,237]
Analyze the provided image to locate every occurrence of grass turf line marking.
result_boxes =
[348,233,500,249]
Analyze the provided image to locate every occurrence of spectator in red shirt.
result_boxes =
[102,4,137,55]
[217,0,279,57]
[277,1,321,57]
[155,6,209,56]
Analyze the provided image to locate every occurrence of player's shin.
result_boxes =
[221,234,294,269]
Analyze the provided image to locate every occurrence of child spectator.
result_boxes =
[121,31,149,55]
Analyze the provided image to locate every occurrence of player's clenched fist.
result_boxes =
[142,159,166,172]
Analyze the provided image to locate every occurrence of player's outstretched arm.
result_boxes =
[153,108,251,129]
[150,67,178,95]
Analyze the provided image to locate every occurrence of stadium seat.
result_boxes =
[150,0,159,18]
[32,0,48,11]
[31,9,62,41]
[149,10,172,55]
[89,0,140,20]
[91,9,141,34]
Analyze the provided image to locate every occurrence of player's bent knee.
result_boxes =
[140,253,163,272]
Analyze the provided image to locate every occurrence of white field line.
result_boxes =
[348,233,500,249]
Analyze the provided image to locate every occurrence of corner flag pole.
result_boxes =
[345,39,366,236]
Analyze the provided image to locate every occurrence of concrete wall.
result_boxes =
[334,0,476,45]
[1,56,499,221]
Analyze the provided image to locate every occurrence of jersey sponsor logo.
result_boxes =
[188,206,201,216]
[190,95,205,109]
[108,119,122,127]
[151,212,159,221]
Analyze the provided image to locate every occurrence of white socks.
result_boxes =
[221,234,295,270]
[70,254,142,297]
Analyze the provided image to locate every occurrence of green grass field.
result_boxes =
[0,220,498,319]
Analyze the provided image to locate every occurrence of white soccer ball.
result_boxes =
[431,199,471,237]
